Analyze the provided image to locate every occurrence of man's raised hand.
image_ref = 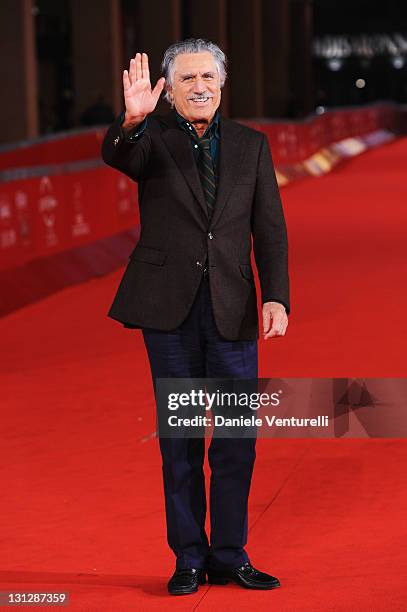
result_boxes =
[122,52,165,128]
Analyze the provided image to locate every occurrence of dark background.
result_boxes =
[1,0,406,143]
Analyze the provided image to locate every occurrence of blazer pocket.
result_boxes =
[129,245,167,266]
[239,263,254,280]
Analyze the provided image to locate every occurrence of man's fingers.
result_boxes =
[152,77,166,103]
[129,57,136,84]
[141,52,150,82]
[123,69,131,91]
[262,309,271,335]
[135,52,142,80]
[264,320,279,339]
[263,310,288,339]
[264,330,280,340]
[264,324,286,340]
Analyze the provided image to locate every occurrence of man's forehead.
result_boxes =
[173,52,217,74]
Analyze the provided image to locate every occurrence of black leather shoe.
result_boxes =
[207,562,280,590]
[167,568,206,595]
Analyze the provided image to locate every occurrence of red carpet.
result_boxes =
[1,138,407,610]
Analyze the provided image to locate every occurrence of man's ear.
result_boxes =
[166,86,175,108]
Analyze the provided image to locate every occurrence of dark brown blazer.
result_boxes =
[101,109,289,341]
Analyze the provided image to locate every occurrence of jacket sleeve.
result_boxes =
[100,112,152,182]
[251,133,290,314]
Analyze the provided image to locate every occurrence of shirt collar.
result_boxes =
[175,109,220,140]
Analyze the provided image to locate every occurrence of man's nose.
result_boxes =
[193,78,206,93]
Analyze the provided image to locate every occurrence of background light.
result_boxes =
[391,56,405,69]
[327,59,343,71]
[355,78,366,88]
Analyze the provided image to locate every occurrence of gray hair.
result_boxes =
[161,38,227,103]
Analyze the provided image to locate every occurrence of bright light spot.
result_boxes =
[327,59,343,71]
[392,56,405,69]
[355,78,366,88]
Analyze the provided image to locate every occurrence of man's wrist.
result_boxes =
[272,302,286,312]
[263,299,288,313]
[122,112,147,133]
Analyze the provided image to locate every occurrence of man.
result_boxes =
[101,39,289,595]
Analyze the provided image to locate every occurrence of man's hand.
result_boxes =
[122,52,166,129]
[262,302,288,340]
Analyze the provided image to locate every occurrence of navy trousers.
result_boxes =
[142,273,258,570]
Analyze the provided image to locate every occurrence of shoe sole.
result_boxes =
[169,588,199,595]
[207,575,280,590]
[168,578,206,595]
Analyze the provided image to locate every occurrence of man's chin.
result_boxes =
[188,107,214,122]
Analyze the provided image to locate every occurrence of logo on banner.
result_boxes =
[117,175,132,215]
[0,196,17,250]
[15,190,31,246]
[39,176,59,247]
[71,182,90,238]
[277,126,297,159]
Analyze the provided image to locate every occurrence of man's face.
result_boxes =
[168,52,221,123]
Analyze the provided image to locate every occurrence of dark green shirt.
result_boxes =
[175,109,220,167]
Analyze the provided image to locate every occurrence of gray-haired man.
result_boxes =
[102,39,289,595]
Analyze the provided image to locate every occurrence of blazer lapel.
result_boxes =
[160,114,208,220]
[159,111,246,228]
[210,118,245,229]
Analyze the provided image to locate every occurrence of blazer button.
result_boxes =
[208,232,214,240]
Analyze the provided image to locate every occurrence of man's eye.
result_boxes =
[183,76,193,81]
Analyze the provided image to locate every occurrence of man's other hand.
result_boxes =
[262,302,288,340]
